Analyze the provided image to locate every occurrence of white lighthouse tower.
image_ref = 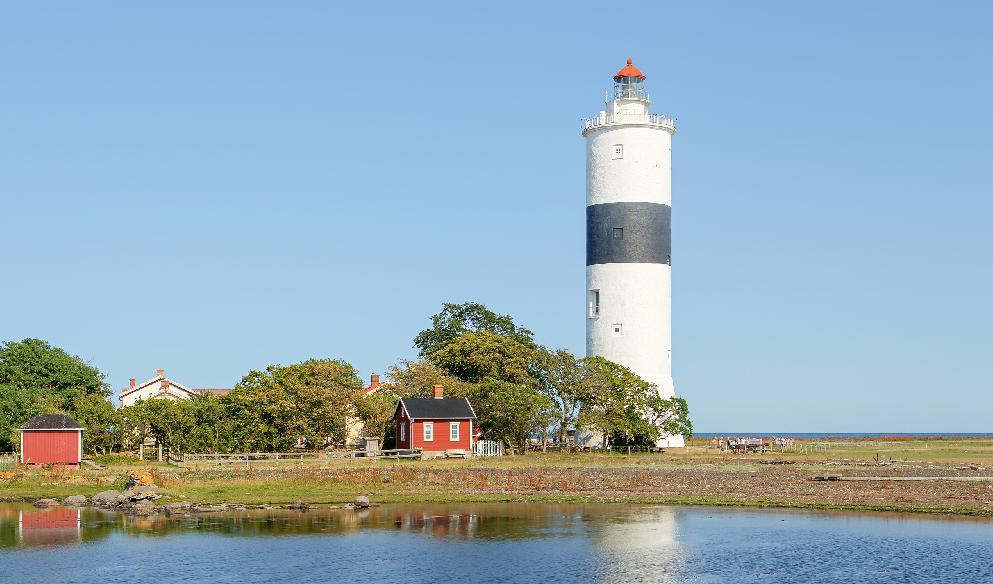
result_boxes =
[583,59,683,448]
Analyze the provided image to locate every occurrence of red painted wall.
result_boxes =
[394,411,471,451]
[395,410,411,449]
[21,430,81,464]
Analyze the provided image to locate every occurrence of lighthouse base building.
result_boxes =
[583,59,684,448]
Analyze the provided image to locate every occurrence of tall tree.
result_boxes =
[383,360,470,398]
[0,338,110,451]
[226,359,363,451]
[414,302,535,358]
[530,348,584,443]
[429,331,536,384]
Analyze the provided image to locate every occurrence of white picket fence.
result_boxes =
[473,440,505,457]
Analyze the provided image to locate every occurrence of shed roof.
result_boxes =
[20,413,84,430]
[398,397,476,420]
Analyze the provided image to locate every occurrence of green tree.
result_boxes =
[0,338,110,451]
[72,393,121,455]
[468,379,553,454]
[414,302,535,358]
[184,394,230,453]
[138,399,195,452]
[577,357,655,447]
[383,360,470,398]
[429,331,537,384]
[226,359,362,451]
[577,357,694,447]
[353,391,398,443]
[530,348,584,443]
[644,394,693,441]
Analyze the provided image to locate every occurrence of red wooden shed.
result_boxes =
[394,385,476,453]
[19,414,84,465]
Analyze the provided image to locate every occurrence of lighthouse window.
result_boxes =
[612,323,623,336]
[613,227,624,240]
[612,144,624,160]
[588,289,600,319]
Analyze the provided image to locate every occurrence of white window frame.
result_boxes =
[450,422,460,442]
[588,289,600,319]
[400,420,406,442]
[423,422,434,442]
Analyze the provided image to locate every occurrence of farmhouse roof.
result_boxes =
[20,413,84,430]
[397,397,476,420]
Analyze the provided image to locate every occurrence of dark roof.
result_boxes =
[20,414,84,430]
[398,397,476,420]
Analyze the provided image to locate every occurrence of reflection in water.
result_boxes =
[1,503,991,583]
[16,507,81,548]
[590,506,682,583]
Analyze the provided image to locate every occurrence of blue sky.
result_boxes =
[1,2,990,432]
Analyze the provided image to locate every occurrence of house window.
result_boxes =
[613,227,623,240]
[612,323,623,336]
[612,144,623,160]
[400,420,406,441]
[450,422,460,441]
[423,422,434,441]
[588,289,600,319]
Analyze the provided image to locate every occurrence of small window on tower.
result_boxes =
[612,323,623,336]
[588,289,600,319]
[612,144,624,160]
[613,227,624,240]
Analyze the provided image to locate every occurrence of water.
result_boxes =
[1,503,990,583]
[695,433,993,439]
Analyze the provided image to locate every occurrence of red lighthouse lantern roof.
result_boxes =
[613,58,646,81]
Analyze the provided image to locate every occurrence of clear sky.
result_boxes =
[2,2,990,432]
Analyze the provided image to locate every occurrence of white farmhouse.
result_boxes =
[119,368,230,407]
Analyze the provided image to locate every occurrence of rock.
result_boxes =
[33,498,59,508]
[130,485,164,494]
[118,489,161,504]
[63,495,89,506]
[191,504,228,513]
[287,501,310,510]
[91,490,121,506]
[354,496,370,508]
[163,502,192,516]
[126,500,156,516]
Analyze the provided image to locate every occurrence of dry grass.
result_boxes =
[2,438,992,516]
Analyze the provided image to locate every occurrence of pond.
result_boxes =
[0,502,990,583]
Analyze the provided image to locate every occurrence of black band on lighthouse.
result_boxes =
[587,202,671,266]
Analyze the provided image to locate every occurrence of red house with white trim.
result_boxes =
[394,385,476,453]
[19,414,84,466]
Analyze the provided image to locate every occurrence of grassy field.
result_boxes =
[2,438,992,516]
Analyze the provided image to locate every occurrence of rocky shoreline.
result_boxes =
[28,490,375,517]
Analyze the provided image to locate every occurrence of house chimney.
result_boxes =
[370,373,380,387]
[156,368,164,378]
[433,384,444,399]
[129,378,136,389]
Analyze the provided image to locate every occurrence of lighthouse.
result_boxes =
[583,59,683,448]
